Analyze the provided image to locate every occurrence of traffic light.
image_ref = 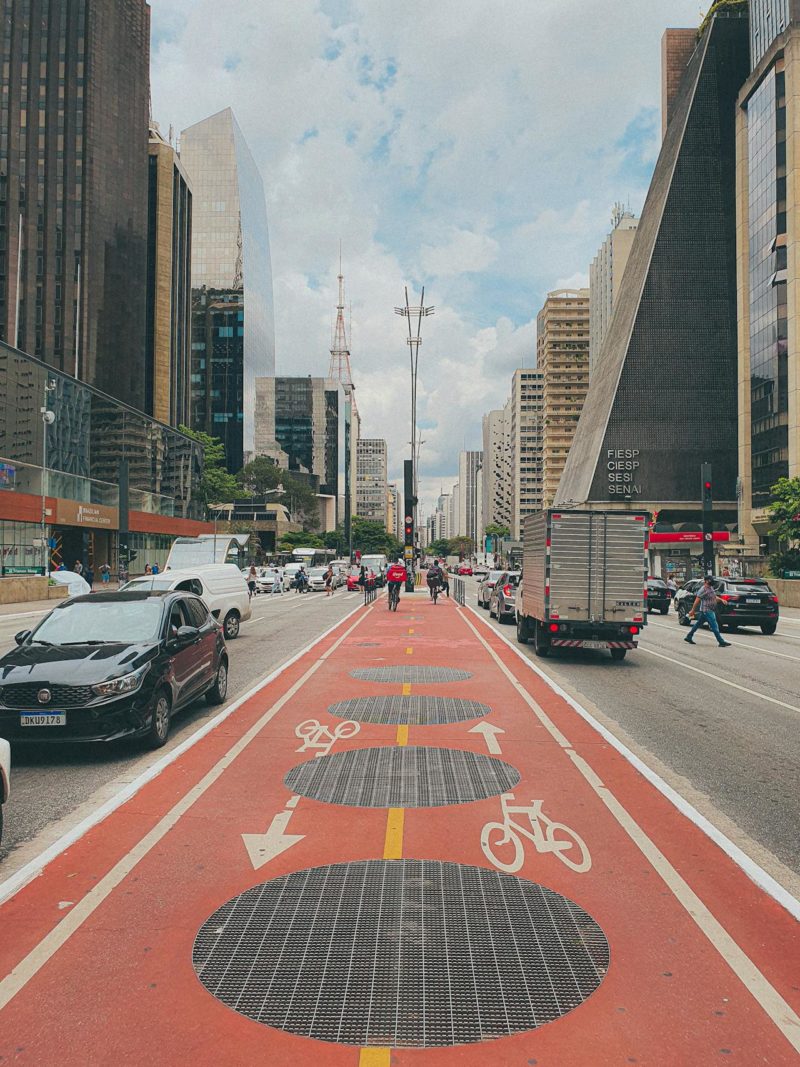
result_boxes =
[404,517,414,546]
[701,463,713,577]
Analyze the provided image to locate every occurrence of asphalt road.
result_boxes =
[462,576,800,898]
[0,586,366,876]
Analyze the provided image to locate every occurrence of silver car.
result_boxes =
[477,570,504,609]
[489,571,521,623]
[0,737,10,845]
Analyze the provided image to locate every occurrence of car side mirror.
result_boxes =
[175,625,200,646]
[14,630,31,645]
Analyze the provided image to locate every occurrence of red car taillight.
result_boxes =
[770,595,779,603]
[503,584,512,596]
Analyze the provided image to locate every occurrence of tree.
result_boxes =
[179,425,238,506]
[767,477,800,577]
[450,535,475,559]
[279,531,324,551]
[428,538,453,559]
[352,517,402,557]
[235,458,320,532]
[485,523,510,540]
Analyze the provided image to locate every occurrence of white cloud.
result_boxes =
[150,0,704,511]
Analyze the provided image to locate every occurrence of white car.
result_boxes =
[0,737,10,846]
[308,566,333,592]
[49,570,91,597]
[257,568,285,593]
[122,564,251,639]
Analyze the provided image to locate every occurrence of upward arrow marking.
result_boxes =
[242,802,305,870]
[468,721,505,755]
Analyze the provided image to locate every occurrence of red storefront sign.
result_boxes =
[649,531,730,543]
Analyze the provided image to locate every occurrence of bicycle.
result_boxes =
[480,792,591,874]
[388,583,401,611]
[427,579,440,603]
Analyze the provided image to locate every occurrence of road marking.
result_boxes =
[402,682,412,696]
[359,1048,390,1066]
[0,604,375,1011]
[396,725,409,746]
[468,721,505,754]
[242,799,305,870]
[408,628,414,634]
[639,646,800,714]
[405,646,413,655]
[382,809,404,860]
[647,619,800,660]
[459,607,800,1052]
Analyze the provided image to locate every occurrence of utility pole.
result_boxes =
[701,462,714,577]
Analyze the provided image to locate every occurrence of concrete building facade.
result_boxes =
[506,370,544,539]
[481,408,513,537]
[537,290,590,508]
[356,438,388,526]
[457,450,483,546]
[589,208,639,377]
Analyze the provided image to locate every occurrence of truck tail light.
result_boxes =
[549,623,559,633]
[629,626,639,634]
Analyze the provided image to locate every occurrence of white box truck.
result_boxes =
[516,510,649,661]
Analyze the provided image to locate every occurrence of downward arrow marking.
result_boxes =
[468,721,505,754]
[242,801,305,870]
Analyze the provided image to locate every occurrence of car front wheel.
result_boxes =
[146,689,172,749]
[677,606,689,626]
[206,658,229,704]
[223,610,241,639]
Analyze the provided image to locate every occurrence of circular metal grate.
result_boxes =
[328,695,490,725]
[351,665,471,683]
[193,859,609,1047]
[284,745,519,807]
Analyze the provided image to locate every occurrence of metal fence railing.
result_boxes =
[364,579,378,605]
[452,576,466,605]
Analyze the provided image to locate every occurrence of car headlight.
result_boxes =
[92,664,149,699]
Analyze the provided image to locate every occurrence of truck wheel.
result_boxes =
[533,622,550,657]
[516,616,529,644]
[610,648,627,661]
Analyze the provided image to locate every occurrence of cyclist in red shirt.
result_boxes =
[385,559,408,611]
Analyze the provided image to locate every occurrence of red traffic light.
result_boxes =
[704,481,712,490]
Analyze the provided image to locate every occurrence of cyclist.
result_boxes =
[385,558,407,611]
[426,560,443,600]
[440,561,450,598]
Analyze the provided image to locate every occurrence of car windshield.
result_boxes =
[504,574,521,587]
[727,582,770,594]
[486,571,503,582]
[310,567,327,577]
[648,579,667,588]
[31,599,164,644]
[123,577,174,591]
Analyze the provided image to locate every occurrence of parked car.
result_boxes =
[489,571,521,623]
[646,577,672,615]
[0,591,228,747]
[478,570,505,609]
[122,563,251,640]
[673,576,779,634]
[49,570,91,597]
[0,737,9,845]
[458,564,474,576]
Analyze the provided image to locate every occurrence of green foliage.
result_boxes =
[768,547,800,578]
[278,531,324,550]
[450,535,475,558]
[352,516,402,557]
[179,425,238,506]
[485,523,510,540]
[767,476,800,544]
[236,457,320,531]
[698,0,747,38]
[427,538,453,559]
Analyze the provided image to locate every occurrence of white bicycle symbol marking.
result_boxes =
[480,792,591,874]
[295,718,360,757]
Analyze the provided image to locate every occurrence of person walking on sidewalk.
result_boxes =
[684,576,731,647]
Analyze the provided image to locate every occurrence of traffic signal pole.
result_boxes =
[701,462,714,577]
[404,459,415,592]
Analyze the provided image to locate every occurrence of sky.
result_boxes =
[150,0,706,513]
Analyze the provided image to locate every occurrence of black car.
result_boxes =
[646,577,672,615]
[0,591,229,747]
[674,577,779,634]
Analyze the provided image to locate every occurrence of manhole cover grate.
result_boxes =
[193,859,609,1047]
[284,745,519,807]
[351,666,471,683]
[328,696,490,725]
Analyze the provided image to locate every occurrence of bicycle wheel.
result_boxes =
[545,822,592,872]
[480,823,524,874]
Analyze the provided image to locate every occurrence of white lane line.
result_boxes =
[639,646,800,713]
[457,606,800,1051]
[0,609,50,623]
[0,597,369,910]
[0,600,373,1011]
[646,620,800,662]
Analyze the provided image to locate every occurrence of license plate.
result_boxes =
[21,712,66,727]
[581,640,608,650]
[745,598,760,604]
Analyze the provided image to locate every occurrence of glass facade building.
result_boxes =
[0,0,151,411]
[180,109,275,473]
[751,0,795,68]
[356,439,388,527]
[0,339,205,575]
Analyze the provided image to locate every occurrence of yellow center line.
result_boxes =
[405,646,413,655]
[359,1048,391,1067]
[396,724,409,746]
[408,628,414,634]
[402,682,411,696]
[382,808,405,859]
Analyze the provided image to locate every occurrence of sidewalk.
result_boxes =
[0,592,797,1064]
[0,581,123,619]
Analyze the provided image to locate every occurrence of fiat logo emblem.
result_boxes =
[37,688,52,704]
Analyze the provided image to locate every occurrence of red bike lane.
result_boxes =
[0,593,798,1065]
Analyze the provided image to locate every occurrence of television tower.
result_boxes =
[328,247,354,392]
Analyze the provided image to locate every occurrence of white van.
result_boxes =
[122,564,252,639]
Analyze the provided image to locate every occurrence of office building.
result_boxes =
[661,28,699,137]
[737,1,800,551]
[356,438,388,525]
[481,408,512,536]
[457,450,483,546]
[0,0,150,409]
[589,208,638,376]
[0,339,206,576]
[508,369,545,538]
[537,289,590,507]
[449,483,461,538]
[146,123,193,427]
[557,12,748,579]
[387,483,401,540]
[180,108,275,473]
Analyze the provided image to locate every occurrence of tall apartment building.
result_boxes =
[449,483,460,538]
[387,483,401,541]
[737,1,800,551]
[481,408,512,535]
[0,0,151,410]
[508,370,544,538]
[180,108,275,473]
[356,438,388,526]
[146,123,192,427]
[537,290,590,507]
[589,207,638,376]
[457,450,483,545]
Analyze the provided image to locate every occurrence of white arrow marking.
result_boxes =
[242,799,305,870]
[468,721,505,754]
